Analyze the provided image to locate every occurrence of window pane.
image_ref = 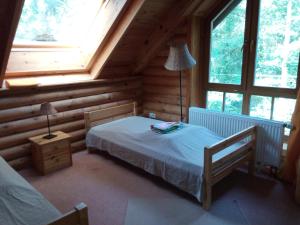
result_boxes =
[273,97,296,122]
[224,93,243,114]
[209,0,247,85]
[250,95,272,119]
[207,91,223,111]
[254,0,300,88]
[15,0,102,45]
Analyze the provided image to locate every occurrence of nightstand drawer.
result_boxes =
[43,140,69,156]
[44,153,71,171]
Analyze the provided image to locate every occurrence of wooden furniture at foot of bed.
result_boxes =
[48,203,89,225]
[203,125,257,209]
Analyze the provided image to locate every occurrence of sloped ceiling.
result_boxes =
[0,0,215,86]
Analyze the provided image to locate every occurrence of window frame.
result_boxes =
[202,0,300,118]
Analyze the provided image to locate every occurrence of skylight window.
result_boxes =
[6,0,127,77]
[14,0,103,46]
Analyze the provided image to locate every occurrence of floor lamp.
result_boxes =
[164,43,196,122]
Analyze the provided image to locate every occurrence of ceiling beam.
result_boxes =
[90,0,146,79]
[132,0,204,75]
[0,0,25,87]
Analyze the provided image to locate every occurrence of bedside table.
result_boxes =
[29,131,72,175]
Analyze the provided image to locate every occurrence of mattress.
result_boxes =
[0,157,61,225]
[86,116,241,201]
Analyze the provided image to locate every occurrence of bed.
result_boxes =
[0,156,89,225]
[84,103,256,209]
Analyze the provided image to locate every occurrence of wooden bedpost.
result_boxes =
[203,146,212,210]
[248,126,257,175]
[75,203,89,225]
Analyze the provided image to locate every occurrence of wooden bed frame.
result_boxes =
[84,102,257,210]
[48,203,89,225]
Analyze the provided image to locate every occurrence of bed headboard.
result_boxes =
[84,102,136,132]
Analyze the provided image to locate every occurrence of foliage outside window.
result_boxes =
[14,0,102,45]
[209,0,247,85]
[206,0,300,124]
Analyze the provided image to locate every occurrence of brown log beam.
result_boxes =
[0,79,141,110]
[90,0,146,78]
[0,0,24,87]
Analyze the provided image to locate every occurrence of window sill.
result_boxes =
[3,73,93,90]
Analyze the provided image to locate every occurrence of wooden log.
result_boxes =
[144,85,186,96]
[0,79,141,110]
[0,91,137,137]
[143,94,187,106]
[143,67,178,77]
[0,99,137,150]
[0,98,140,137]
[144,102,186,116]
[69,129,86,143]
[0,90,140,125]
[143,76,186,87]
[0,143,30,161]
[9,156,31,170]
[1,134,86,162]
[148,56,167,67]
[0,120,84,150]
[143,109,181,122]
[71,140,86,153]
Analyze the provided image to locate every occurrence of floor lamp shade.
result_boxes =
[40,102,57,139]
[164,43,196,122]
[164,43,196,71]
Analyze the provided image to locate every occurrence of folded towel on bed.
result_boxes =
[150,122,181,134]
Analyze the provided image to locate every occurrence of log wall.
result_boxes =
[142,25,190,122]
[0,77,142,169]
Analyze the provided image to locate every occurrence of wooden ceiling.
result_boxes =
[0,0,216,85]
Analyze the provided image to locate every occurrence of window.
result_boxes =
[207,91,243,114]
[204,0,300,124]
[6,0,127,77]
[254,0,299,89]
[15,0,102,46]
[209,0,247,85]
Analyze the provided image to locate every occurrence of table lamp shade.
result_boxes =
[164,43,196,71]
[40,102,57,139]
[40,102,57,115]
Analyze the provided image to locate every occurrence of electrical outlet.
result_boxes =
[149,112,156,119]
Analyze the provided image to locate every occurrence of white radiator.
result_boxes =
[189,107,285,168]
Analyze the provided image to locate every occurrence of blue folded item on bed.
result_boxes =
[150,122,181,134]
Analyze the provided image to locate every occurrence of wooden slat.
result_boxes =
[207,125,256,155]
[212,141,253,170]
[133,0,204,74]
[212,152,252,185]
[0,0,25,86]
[84,102,136,131]
[91,0,146,78]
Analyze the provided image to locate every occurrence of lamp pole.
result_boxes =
[179,70,183,122]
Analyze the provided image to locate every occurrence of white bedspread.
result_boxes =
[86,116,241,201]
[0,157,61,225]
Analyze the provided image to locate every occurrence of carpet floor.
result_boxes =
[20,151,300,225]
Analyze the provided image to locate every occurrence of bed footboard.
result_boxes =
[203,125,257,210]
[48,203,89,225]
